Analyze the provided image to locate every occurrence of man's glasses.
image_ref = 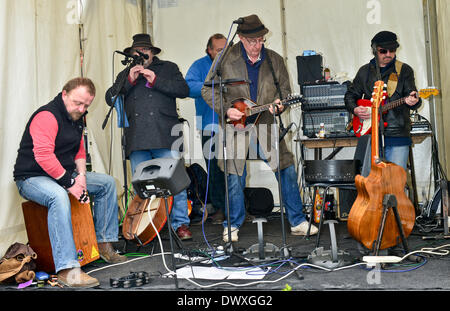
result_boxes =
[245,37,266,46]
[378,48,396,54]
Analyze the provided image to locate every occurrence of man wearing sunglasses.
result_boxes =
[201,14,318,242]
[105,34,192,241]
[345,30,421,171]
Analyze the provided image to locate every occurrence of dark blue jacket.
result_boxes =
[105,57,189,157]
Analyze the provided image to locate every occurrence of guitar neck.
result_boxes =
[371,99,380,166]
[381,97,406,113]
[247,103,273,116]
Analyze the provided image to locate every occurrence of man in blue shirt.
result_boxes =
[186,34,227,224]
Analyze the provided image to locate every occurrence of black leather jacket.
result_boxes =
[344,58,421,137]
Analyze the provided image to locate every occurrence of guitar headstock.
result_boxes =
[282,93,304,107]
[419,87,440,99]
[371,81,386,109]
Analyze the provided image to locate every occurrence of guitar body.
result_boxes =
[231,98,252,128]
[352,99,386,137]
[347,162,415,250]
[347,80,415,251]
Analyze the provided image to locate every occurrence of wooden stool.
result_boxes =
[21,194,99,273]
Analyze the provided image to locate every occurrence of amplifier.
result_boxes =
[411,121,432,132]
[296,55,323,85]
[302,109,353,138]
[301,82,348,111]
[337,189,357,221]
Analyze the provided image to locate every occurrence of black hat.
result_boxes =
[371,31,400,49]
[124,33,161,55]
[237,14,269,38]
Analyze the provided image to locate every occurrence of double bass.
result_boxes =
[347,80,415,251]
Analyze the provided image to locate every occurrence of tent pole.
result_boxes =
[423,0,446,180]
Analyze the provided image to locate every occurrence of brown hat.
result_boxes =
[124,33,161,55]
[237,14,269,38]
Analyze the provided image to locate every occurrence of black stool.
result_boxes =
[303,160,358,268]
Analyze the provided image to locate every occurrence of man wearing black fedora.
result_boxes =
[105,33,193,240]
[201,14,318,242]
[345,30,421,171]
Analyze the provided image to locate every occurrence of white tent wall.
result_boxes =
[1,0,448,257]
[0,0,38,259]
[150,0,434,205]
[0,0,142,256]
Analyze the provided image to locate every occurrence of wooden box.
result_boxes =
[22,195,99,273]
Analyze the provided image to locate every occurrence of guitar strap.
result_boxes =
[386,60,403,98]
[265,52,285,129]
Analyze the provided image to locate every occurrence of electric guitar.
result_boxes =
[228,94,303,128]
[352,88,439,137]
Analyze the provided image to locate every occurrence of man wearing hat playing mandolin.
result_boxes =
[201,14,318,242]
[345,31,421,170]
[105,34,193,240]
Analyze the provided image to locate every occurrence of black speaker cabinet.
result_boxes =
[132,158,191,199]
[338,189,357,220]
[296,55,323,85]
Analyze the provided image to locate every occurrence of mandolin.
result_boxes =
[352,87,439,137]
[228,94,303,128]
[347,80,415,251]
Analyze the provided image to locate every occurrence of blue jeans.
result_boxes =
[129,149,190,231]
[384,145,409,170]
[202,130,226,213]
[16,172,119,273]
[226,136,306,229]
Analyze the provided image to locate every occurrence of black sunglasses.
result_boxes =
[378,48,396,54]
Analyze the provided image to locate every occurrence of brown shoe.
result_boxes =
[211,210,225,225]
[98,242,127,263]
[57,268,99,288]
[176,224,192,240]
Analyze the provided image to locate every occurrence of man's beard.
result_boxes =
[70,112,82,121]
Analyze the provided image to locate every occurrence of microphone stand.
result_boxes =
[209,30,237,255]
[205,28,262,269]
[102,53,144,212]
[272,105,303,280]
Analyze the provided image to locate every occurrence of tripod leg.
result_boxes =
[373,195,392,256]
[391,202,410,254]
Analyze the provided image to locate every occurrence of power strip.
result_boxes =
[362,255,402,264]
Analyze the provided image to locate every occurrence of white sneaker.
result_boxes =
[291,221,318,236]
[223,226,239,242]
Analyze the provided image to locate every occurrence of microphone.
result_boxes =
[279,122,294,141]
[135,50,149,60]
[233,17,244,24]
[115,50,134,58]
[115,50,149,60]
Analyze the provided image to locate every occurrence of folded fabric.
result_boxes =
[0,243,37,284]
[113,95,129,128]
